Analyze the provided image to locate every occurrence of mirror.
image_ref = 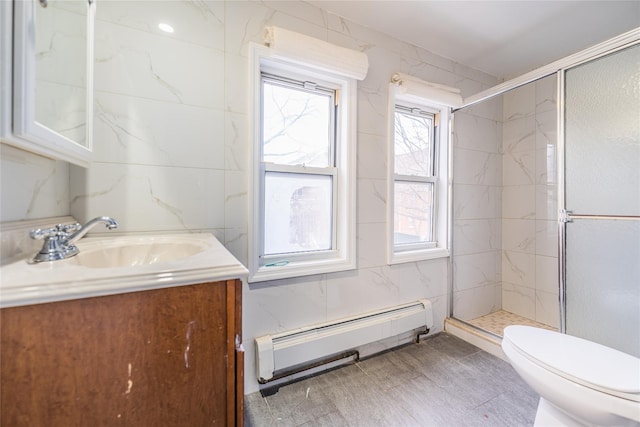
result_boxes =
[2,0,94,167]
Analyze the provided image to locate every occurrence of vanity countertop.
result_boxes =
[0,233,248,308]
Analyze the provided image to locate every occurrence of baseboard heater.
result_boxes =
[255,299,433,383]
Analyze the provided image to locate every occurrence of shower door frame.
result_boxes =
[449,28,640,332]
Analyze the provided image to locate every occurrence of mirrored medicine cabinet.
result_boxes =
[0,0,95,167]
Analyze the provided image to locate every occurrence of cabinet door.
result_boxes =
[1,0,94,167]
[1,281,241,426]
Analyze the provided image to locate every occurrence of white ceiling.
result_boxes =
[307,1,640,79]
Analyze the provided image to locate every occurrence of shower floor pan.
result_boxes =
[445,310,556,361]
[469,310,556,336]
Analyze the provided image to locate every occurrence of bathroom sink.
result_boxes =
[73,239,210,268]
[1,232,249,308]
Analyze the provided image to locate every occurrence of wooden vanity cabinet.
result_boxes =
[0,279,244,427]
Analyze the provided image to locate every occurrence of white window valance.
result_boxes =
[263,26,369,81]
[391,73,462,108]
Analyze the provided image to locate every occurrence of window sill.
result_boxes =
[388,247,450,265]
[248,257,356,283]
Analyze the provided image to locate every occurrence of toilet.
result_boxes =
[502,325,640,426]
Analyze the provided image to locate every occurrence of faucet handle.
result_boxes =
[29,227,59,240]
[29,223,81,240]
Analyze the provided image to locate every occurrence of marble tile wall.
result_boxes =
[451,98,503,321]
[452,75,559,329]
[69,0,227,237]
[0,144,69,222]
[501,75,559,328]
[1,0,497,394]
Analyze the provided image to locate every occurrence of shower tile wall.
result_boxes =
[452,98,503,321]
[501,76,558,328]
[453,75,558,329]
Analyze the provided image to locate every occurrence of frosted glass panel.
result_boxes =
[264,172,332,255]
[565,44,640,216]
[394,181,434,245]
[565,219,640,357]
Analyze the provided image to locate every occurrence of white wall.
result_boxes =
[1,0,498,394]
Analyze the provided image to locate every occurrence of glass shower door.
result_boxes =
[563,43,640,357]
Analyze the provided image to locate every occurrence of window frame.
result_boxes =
[393,104,438,251]
[387,91,451,264]
[260,73,338,261]
[249,43,357,283]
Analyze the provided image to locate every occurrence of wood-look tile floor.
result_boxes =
[245,333,539,426]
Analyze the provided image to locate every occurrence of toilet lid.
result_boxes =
[503,325,640,395]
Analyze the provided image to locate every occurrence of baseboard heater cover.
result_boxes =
[255,299,433,383]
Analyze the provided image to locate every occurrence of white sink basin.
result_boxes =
[0,233,248,308]
[73,239,210,268]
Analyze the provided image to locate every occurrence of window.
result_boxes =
[261,74,336,257]
[393,105,437,248]
[388,91,451,263]
[249,43,358,282]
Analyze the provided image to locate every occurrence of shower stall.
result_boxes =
[451,74,559,336]
[449,31,639,357]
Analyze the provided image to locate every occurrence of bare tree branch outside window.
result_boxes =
[263,81,332,168]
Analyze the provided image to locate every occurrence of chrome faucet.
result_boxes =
[30,216,119,262]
